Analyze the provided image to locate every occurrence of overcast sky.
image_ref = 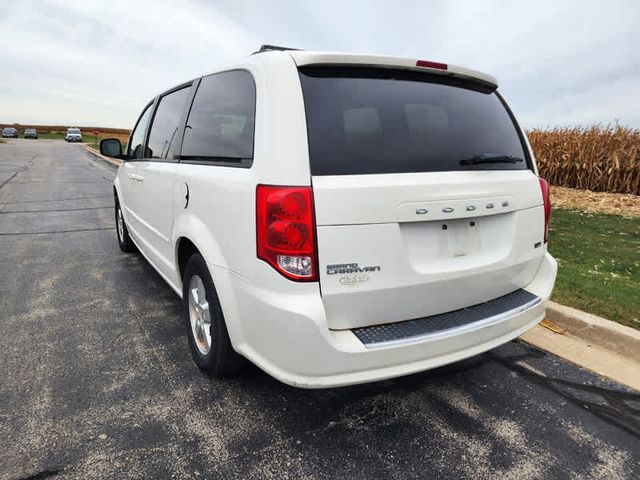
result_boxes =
[1,0,638,129]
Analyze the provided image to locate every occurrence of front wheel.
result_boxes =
[182,253,244,377]
[115,201,136,252]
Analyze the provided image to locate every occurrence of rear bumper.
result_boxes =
[220,252,557,388]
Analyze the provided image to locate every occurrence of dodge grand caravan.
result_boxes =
[100,46,556,388]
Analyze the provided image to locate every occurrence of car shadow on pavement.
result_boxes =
[487,349,640,438]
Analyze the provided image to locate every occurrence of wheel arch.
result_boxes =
[176,237,200,286]
[174,235,244,348]
[113,174,125,204]
[172,212,229,287]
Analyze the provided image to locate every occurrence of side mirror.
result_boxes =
[100,138,123,158]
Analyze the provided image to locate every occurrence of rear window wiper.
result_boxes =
[459,153,524,165]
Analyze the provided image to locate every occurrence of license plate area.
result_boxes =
[400,212,515,273]
[444,218,481,257]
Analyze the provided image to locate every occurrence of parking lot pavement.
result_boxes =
[1,140,639,480]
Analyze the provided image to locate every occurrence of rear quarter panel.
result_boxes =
[172,54,314,287]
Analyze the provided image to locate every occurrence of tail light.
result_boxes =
[539,178,551,243]
[256,185,318,281]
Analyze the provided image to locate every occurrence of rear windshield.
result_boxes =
[299,67,529,175]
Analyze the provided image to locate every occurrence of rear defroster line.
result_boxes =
[0,227,115,236]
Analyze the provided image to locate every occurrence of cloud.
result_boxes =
[0,0,638,128]
[0,0,258,127]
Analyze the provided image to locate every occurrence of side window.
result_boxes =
[181,70,256,163]
[127,104,153,159]
[146,86,191,159]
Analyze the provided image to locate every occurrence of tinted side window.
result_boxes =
[128,105,153,159]
[181,70,256,162]
[146,86,191,159]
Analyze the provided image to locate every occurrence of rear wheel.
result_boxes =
[182,253,244,377]
[115,201,136,252]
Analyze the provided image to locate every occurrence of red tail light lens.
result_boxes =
[256,185,318,281]
[539,178,551,243]
[416,59,448,70]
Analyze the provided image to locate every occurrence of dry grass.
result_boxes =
[528,124,640,195]
[551,186,640,217]
[83,131,130,144]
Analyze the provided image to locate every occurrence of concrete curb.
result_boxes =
[545,301,640,363]
[84,145,123,167]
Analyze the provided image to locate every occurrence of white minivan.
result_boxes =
[65,127,83,142]
[101,46,556,388]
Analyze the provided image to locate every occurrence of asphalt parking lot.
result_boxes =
[1,139,639,479]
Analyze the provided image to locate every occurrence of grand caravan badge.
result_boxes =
[326,263,381,275]
[327,263,381,286]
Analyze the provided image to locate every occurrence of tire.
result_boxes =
[182,253,244,377]
[115,200,136,253]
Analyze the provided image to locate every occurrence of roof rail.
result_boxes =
[252,44,301,54]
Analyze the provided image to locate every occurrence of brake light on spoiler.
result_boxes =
[416,59,448,70]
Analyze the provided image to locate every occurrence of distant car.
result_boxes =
[65,128,83,142]
[2,127,19,138]
[24,128,38,139]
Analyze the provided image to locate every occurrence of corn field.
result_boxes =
[527,124,640,195]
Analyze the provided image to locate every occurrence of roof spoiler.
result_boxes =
[289,52,498,90]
